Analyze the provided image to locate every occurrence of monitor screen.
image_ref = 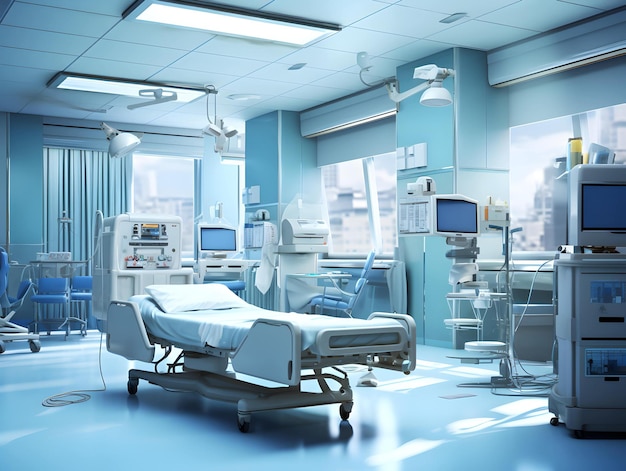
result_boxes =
[568,164,626,247]
[581,184,626,231]
[435,197,479,236]
[198,225,237,253]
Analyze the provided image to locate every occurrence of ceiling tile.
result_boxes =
[380,39,455,62]
[0,0,621,128]
[149,68,241,91]
[104,20,213,50]
[0,25,95,55]
[248,63,335,85]
[67,57,163,82]
[316,26,418,55]
[14,0,130,16]
[0,45,75,70]
[257,0,390,27]
[170,52,268,77]
[481,0,604,31]
[354,4,452,38]
[3,2,119,37]
[557,0,626,11]
[397,0,520,17]
[83,39,187,67]
[196,35,297,62]
[276,46,359,72]
[219,76,302,98]
[428,20,538,50]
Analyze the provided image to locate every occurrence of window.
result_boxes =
[132,153,196,254]
[322,151,397,256]
[509,103,626,252]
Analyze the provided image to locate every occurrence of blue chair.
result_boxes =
[69,275,91,335]
[0,247,40,353]
[308,250,376,317]
[31,277,70,338]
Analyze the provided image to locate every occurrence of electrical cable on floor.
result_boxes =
[41,331,107,407]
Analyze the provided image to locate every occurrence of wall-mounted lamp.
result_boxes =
[101,122,141,158]
[386,64,455,106]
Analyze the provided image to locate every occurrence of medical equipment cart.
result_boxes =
[549,252,626,436]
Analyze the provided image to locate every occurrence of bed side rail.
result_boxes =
[231,318,302,386]
[368,312,416,372]
[107,301,155,363]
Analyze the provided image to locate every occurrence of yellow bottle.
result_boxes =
[567,137,582,170]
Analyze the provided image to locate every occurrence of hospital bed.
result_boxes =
[105,283,416,432]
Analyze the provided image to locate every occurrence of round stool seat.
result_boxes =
[464,340,507,353]
[444,318,482,326]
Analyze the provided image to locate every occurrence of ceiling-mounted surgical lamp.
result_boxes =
[100,122,141,158]
[202,85,238,152]
[386,64,454,106]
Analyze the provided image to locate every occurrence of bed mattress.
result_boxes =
[131,294,402,352]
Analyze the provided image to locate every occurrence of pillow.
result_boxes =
[145,283,249,312]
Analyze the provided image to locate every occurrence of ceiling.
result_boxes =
[1,0,625,135]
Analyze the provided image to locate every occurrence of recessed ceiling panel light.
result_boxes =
[124,0,341,47]
[48,73,205,103]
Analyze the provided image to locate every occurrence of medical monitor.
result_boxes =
[432,194,479,238]
[568,164,626,248]
[197,223,238,259]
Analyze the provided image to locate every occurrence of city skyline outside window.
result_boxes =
[509,103,626,252]
[132,153,195,254]
[322,152,397,256]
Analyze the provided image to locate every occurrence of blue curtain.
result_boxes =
[44,148,131,273]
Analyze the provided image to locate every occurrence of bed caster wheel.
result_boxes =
[550,417,559,426]
[339,402,352,421]
[574,429,585,439]
[0,341,5,354]
[127,378,139,395]
[237,415,251,433]
[29,340,41,353]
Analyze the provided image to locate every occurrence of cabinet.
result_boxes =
[549,253,626,434]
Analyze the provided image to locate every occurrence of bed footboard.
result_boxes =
[107,301,155,362]
[231,318,302,386]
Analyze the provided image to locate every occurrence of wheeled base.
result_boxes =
[126,367,354,433]
[0,333,41,354]
[549,394,626,438]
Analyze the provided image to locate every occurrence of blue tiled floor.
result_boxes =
[1,331,624,470]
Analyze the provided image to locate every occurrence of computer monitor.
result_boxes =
[568,164,626,248]
[432,194,480,238]
[197,223,238,259]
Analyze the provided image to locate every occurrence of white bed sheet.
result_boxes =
[131,294,402,351]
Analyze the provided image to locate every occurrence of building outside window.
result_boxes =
[132,153,195,255]
[509,103,626,252]
[322,151,397,256]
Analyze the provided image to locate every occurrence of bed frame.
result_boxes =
[106,301,416,432]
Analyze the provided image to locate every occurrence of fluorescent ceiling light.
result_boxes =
[48,73,205,103]
[123,0,340,46]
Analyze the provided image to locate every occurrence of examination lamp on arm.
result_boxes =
[386,64,455,106]
[100,122,141,158]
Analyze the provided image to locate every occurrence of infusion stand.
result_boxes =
[456,224,522,388]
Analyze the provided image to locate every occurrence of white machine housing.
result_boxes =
[93,213,193,322]
[280,218,329,253]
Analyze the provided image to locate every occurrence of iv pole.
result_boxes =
[456,223,522,389]
[493,224,523,386]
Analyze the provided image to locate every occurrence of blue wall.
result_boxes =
[397,48,509,347]
[245,110,319,231]
[3,114,44,263]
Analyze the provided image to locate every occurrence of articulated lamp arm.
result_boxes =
[386,65,455,104]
